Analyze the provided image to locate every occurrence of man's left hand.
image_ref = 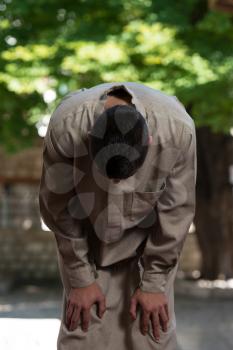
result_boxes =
[130,288,169,341]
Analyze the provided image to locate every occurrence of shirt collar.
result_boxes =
[93,83,147,123]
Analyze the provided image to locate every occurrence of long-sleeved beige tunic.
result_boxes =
[39,82,196,294]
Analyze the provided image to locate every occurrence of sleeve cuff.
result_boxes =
[139,271,168,293]
[138,260,180,294]
[65,263,97,289]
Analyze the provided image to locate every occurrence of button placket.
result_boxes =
[107,192,123,226]
[105,190,123,242]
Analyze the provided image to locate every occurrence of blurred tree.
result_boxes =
[209,0,233,14]
[0,0,232,279]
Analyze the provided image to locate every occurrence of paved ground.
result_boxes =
[176,296,233,350]
[0,283,233,350]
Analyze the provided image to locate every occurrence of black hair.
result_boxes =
[89,105,149,179]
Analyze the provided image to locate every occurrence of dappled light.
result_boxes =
[0,0,232,151]
[0,1,233,350]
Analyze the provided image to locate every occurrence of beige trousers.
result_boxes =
[56,251,178,350]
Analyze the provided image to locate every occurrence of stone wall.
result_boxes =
[0,228,59,284]
[0,144,43,182]
[0,224,201,286]
[0,145,201,286]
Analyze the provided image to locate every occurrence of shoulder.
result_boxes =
[49,88,89,127]
[125,83,194,129]
[44,89,93,158]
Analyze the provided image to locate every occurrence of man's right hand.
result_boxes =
[66,282,106,332]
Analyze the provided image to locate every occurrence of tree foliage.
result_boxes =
[0,0,232,151]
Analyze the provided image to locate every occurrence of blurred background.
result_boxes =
[0,0,232,349]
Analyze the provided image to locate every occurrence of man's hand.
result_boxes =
[66,282,106,332]
[130,288,169,342]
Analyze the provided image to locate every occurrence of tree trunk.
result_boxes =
[195,127,233,280]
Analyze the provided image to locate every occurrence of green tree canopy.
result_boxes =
[0,0,232,151]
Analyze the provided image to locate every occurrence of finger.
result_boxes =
[82,308,91,332]
[129,297,137,320]
[65,299,70,325]
[151,311,160,342]
[66,301,75,328]
[159,306,169,332]
[69,306,81,331]
[97,297,106,318]
[140,309,150,335]
[164,303,169,321]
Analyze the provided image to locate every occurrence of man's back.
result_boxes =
[39,82,196,350]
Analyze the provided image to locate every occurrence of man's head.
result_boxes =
[88,105,151,181]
